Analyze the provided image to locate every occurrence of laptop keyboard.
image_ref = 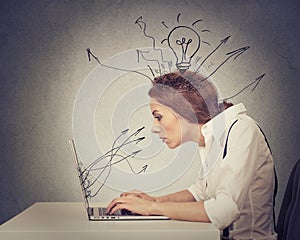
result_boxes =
[89,207,139,216]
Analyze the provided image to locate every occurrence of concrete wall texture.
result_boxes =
[1,0,299,225]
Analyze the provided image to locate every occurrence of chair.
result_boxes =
[277,159,300,240]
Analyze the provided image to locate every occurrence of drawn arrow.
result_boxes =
[135,137,145,144]
[135,16,143,29]
[222,73,266,101]
[194,35,231,74]
[226,45,250,60]
[79,127,148,198]
[134,126,145,135]
[84,127,130,172]
[200,45,250,81]
[82,126,146,186]
[87,48,91,61]
[135,16,155,49]
[137,165,148,174]
[87,134,146,172]
[250,73,265,91]
[86,48,153,82]
[130,150,142,158]
[121,129,129,134]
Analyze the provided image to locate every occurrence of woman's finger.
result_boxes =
[106,197,124,213]
[121,190,142,197]
[110,203,125,215]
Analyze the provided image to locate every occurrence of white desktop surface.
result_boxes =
[0,202,220,240]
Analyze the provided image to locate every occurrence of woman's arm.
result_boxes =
[121,189,196,203]
[152,200,211,222]
[106,194,210,222]
[155,189,197,202]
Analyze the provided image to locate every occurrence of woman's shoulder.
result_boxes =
[230,115,262,137]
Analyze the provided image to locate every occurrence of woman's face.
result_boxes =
[150,98,198,149]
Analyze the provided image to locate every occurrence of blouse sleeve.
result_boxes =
[204,118,264,229]
[188,176,205,201]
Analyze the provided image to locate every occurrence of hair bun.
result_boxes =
[219,100,233,111]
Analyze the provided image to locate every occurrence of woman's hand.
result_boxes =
[120,190,156,202]
[106,195,155,216]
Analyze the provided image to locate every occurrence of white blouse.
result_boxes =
[188,103,277,240]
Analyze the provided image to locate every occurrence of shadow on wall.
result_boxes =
[0,197,21,224]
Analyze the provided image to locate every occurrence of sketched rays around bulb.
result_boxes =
[167,26,201,73]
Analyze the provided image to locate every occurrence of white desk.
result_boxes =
[0,202,220,240]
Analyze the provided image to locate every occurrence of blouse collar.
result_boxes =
[201,103,247,147]
[198,103,247,178]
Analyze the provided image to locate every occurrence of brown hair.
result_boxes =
[148,71,232,124]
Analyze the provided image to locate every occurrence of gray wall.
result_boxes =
[1,0,299,225]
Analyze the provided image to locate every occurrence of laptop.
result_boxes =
[69,139,170,221]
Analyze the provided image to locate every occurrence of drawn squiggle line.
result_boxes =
[83,136,145,175]
[148,65,155,77]
[161,21,169,29]
[135,16,171,73]
[82,127,145,177]
[137,49,162,75]
[194,56,201,64]
[207,62,214,69]
[177,13,181,23]
[81,137,145,192]
[80,127,147,198]
[192,19,203,26]
[83,129,128,174]
[89,152,141,172]
[135,16,156,49]
[87,151,146,198]
[202,41,211,46]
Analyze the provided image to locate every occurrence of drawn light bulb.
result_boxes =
[167,26,200,73]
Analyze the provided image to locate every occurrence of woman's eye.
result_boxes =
[154,115,162,121]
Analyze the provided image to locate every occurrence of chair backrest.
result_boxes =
[277,159,300,240]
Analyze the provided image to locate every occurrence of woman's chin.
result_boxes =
[166,142,180,149]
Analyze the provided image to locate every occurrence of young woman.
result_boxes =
[107,71,277,239]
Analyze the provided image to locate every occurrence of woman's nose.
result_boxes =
[151,124,161,134]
